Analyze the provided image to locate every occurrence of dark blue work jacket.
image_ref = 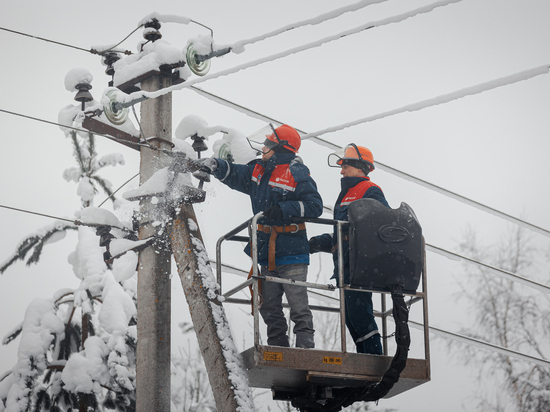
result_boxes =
[213,153,323,266]
[312,176,389,282]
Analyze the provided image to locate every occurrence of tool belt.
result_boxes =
[330,234,349,253]
[257,223,306,271]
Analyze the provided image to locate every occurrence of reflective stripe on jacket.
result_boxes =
[312,176,389,281]
[213,152,323,266]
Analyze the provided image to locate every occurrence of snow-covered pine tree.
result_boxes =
[0,68,137,412]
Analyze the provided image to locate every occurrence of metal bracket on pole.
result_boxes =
[82,116,141,151]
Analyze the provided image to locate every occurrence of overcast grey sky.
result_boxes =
[1,1,549,410]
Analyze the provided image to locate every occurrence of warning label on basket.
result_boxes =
[323,356,342,365]
[264,351,283,362]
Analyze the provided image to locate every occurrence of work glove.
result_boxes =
[195,158,218,174]
[263,204,283,221]
[308,237,323,254]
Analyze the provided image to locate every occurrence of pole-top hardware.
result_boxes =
[143,18,162,42]
[103,52,121,86]
[190,133,208,156]
[103,90,129,125]
[74,82,94,111]
[185,44,232,77]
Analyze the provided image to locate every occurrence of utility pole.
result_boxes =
[172,204,253,412]
[83,19,254,412]
[135,70,173,412]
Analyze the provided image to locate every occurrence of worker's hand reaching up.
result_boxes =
[196,158,218,174]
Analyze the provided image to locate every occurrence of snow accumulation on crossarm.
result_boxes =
[187,219,255,412]
[112,38,192,87]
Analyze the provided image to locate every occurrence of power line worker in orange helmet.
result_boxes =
[308,144,389,354]
[197,123,323,349]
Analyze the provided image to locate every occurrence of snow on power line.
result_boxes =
[409,321,550,369]
[229,0,390,53]
[118,0,464,104]
[188,86,550,240]
[426,244,550,295]
[302,65,550,140]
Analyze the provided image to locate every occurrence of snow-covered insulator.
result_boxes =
[102,52,121,78]
[96,226,115,247]
[190,133,208,155]
[96,225,115,265]
[185,43,211,76]
[103,90,129,125]
[74,82,93,111]
[143,19,162,42]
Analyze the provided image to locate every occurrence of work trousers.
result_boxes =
[259,263,315,348]
[345,289,382,354]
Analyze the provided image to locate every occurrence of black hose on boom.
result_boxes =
[352,284,409,403]
[291,284,411,412]
[326,284,410,410]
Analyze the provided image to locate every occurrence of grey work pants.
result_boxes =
[259,263,314,347]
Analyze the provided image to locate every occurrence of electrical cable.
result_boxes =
[212,257,550,368]
[0,203,132,233]
[189,86,550,240]
[325,201,548,294]
[229,0,390,52]
[97,173,140,208]
[426,243,550,294]
[302,64,550,140]
[0,204,74,225]
[0,108,154,151]
[121,0,464,105]
[409,321,550,368]
[0,26,133,55]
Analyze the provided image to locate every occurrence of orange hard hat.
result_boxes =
[328,144,375,172]
[264,124,301,153]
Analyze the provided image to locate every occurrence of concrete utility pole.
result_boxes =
[81,20,254,412]
[172,204,250,412]
[136,73,173,412]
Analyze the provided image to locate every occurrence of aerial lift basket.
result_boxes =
[348,199,423,294]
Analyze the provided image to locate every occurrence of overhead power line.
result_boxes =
[0,108,154,151]
[426,244,550,294]
[229,0,389,52]
[121,0,463,104]
[0,204,75,224]
[214,260,550,368]
[189,86,550,240]
[302,65,550,140]
[375,162,550,238]
[409,321,550,368]
[0,26,134,55]
[0,204,131,232]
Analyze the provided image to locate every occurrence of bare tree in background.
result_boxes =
[451,226,550,411]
